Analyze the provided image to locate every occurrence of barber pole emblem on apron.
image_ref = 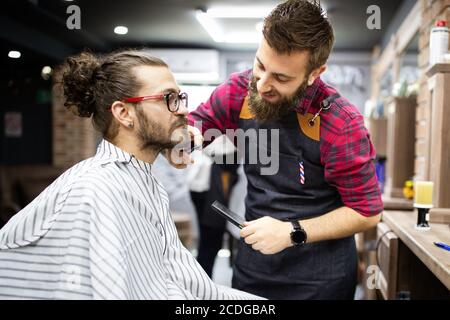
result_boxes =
[299,162,305,184]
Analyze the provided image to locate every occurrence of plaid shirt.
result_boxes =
[188,70,383,217]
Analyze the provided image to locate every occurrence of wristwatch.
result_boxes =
[290,220,307,246]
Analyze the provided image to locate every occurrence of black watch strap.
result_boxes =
[291,220,301,231]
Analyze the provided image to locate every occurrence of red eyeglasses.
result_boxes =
[122,92,188,112]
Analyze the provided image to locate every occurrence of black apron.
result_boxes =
[231,96,357,300]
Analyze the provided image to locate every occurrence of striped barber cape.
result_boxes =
[0,139,261,300]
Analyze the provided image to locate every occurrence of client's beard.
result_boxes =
[248,76,309,122]
[136,106,187,152]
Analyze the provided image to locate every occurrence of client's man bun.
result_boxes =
[62,52,101,118]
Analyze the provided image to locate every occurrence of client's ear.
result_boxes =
[110,101,135,129]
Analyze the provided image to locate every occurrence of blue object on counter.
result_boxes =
[434,242,450,252]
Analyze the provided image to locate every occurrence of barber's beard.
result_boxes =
[135,107,188,152]
[248,76,309,122]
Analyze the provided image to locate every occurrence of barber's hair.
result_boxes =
[263,0,334,74]
[61,49,167,139]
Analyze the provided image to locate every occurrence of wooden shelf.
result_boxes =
[426,63,450,77]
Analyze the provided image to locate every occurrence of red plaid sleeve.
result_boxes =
[322,114,383,217]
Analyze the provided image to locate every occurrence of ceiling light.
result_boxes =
[196,10,263,44]
[8,50,21,59]
[195,10,224,42]
[206,7,272,18]
[114,26,128,35]
[41,66,53,80]
[42,66,52,74]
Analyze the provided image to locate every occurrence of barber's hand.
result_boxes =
[240,216,292,255]
[163,125,203,169]
[163,148,193,169]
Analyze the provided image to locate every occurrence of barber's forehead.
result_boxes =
[256,40,309,73]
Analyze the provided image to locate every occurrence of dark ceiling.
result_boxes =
[1,0,405,65]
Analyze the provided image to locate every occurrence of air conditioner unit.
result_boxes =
[149,49,220,84]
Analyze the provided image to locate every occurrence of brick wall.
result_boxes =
[415,0,450,180]
[52,66,97,169]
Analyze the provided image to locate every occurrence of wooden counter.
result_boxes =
[382,210,450,291]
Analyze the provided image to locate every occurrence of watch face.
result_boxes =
[291,230,306,244]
